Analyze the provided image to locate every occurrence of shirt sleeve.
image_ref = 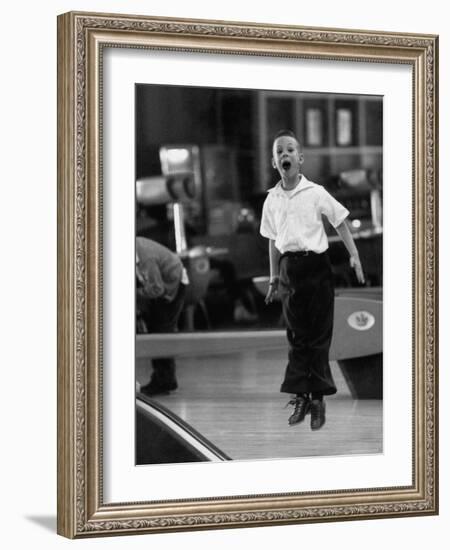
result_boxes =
[260,196,277,240]
[319,187,349,228]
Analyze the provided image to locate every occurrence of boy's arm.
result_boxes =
[334,221,365,284]
[269,239,281,282]
[265,239,281,304]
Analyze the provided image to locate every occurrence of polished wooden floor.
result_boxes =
[136,348,383,461]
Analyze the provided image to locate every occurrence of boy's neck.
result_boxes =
[281,173,302,190]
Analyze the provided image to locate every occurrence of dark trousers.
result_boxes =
[279,251,337,396]
[138,284,186,387]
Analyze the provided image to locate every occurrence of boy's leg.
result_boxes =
[307,253,336,430]
[278,255,315,425]
[278,257,313,396]
[279,254,336,394]
[307,253,336,397]
[278,253,335,428]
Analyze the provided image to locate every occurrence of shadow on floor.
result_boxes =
[25,515,56,533]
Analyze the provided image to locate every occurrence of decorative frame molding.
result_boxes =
[57,11,438,538]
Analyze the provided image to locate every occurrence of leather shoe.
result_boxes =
[140,381,178,396]
[310,399,326,430]
[287,396,311,426]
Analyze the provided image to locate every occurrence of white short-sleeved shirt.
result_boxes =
[260,175,349,254]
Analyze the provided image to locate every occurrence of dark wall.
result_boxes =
[136,85,223,179]
[135,85,259,198]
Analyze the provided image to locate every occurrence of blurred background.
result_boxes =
[135,84,383,332]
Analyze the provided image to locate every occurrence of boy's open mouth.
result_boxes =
[281,160,291,171]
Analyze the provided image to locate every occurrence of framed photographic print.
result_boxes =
[57,11,438,538]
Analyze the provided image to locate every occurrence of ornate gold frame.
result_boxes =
[57,11,438,538]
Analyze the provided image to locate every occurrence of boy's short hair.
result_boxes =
[273,129,297,141]
[272,129,302,150]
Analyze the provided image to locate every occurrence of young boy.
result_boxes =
[260,130,365,430]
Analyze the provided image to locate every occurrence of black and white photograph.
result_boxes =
[134,84,384,465]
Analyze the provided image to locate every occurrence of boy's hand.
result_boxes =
[350,256,365,285]
[265,278,279,304]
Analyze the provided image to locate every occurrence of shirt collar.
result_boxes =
[268,175,314,198]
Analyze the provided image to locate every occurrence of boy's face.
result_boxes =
[272,135,304,177]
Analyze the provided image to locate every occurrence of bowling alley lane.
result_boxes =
[136,348,382,461]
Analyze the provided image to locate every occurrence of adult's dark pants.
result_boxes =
[278,251,337,396]
[138,284,186,388]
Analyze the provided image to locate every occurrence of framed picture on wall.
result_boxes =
[57,11,438,538]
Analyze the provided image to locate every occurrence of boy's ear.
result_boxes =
[271,157,277,169]
[298,152,305,165]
